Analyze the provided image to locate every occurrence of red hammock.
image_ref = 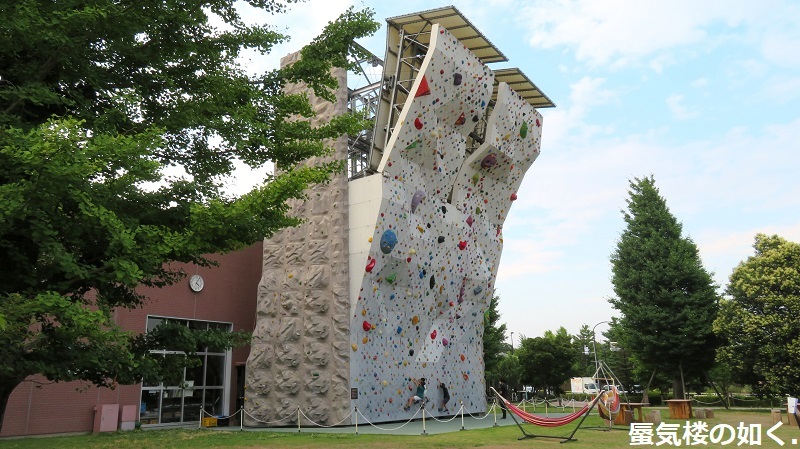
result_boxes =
[492,388,602,428]
[597,386,621,420]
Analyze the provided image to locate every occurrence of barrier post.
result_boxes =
[297,407,301,433]
[198,407,203,429]
[460,401,465,430]
[354,405,358,435]
[421,402,428,435]
[545,400,549,417]
[240,406,244,431]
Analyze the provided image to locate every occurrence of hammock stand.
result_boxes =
[490,387,603,443]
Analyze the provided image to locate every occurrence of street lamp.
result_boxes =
[510,332,514,352]
[591,321,610,375]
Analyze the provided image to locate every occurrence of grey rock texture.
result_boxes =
[244,52,350,426]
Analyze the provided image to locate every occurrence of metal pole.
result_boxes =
[421,402,427,435]
[355,405,358,435]
[199,407,203,429]
[240,406,243,431]
[493,398,498,427]
[297,407,300,433]
[461,401,466,430]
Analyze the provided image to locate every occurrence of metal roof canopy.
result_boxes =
[385,6,508,64]
[493,68,556,109]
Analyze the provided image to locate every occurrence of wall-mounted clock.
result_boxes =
[189,274,204,292]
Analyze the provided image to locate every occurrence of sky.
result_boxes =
[230,0,800,344]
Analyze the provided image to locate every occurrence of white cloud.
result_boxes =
[691,77,709,88]
[666,93,700,120]
[516,0,797,70]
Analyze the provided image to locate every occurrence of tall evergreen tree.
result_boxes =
[609,176,719,398]
[572,324,595,376]
[715,234,800,397]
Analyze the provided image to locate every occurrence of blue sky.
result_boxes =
[233,0,800,343]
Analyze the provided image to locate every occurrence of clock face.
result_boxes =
[189,274,204,292]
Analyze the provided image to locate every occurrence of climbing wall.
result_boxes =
[244,52,351,426]
[348,24,544,422]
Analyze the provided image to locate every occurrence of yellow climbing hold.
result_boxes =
[351,343,358,351]
[362,337,369,344]
[411,315,419,325]
[368,237,373,242]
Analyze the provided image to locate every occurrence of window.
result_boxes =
[139,317,231,425]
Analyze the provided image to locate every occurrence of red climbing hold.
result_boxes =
[430,330,437,339]
[414,117,423,130]
[454,112,466,126]
[458,241,467,250]
[366,258,376,273]
[363,320,372,332]
[510,192,518,201]
[415,75,431,98]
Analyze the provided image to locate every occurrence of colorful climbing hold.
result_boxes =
[520,121,528,138]
[458,241,467,250]
[411,190,425,213]
[415,75,431,97]
[481,153,497,169]
[363,320,372,332]
[386,273,397,284]
[414,117,423,130]
[471,173,480,185]
[453,72,462,85]
[380,229,398,254]
[510,192,518,201]
[366,258,376,273]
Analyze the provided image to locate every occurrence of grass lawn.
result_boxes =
[0,409,796,448]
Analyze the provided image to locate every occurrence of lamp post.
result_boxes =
[591,321,610,376]
[510,332,514,352]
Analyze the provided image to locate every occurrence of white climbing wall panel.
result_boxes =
[348,24,543,422]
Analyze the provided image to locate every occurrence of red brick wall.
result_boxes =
[0,242,262,437]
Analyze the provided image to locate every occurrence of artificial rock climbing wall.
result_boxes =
[244,52,351,426]
[348,24,543,422]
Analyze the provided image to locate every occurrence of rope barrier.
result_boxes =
[355,406,423,431]
[297,407,355,428]
[206,401,501,434]
[242,408,296,425]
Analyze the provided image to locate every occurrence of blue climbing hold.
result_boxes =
[380,229,398,254]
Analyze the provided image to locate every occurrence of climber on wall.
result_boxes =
[404,377,426,411]
[437,382,451,413]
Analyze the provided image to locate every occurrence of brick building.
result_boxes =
[0,243,262,437]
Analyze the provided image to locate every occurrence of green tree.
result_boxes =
[715,234,800,397]
[609,176,719,399]
[483,294,510,386]
[0,0,378,432]
[517,327,576,395]
[572,324,595,377]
